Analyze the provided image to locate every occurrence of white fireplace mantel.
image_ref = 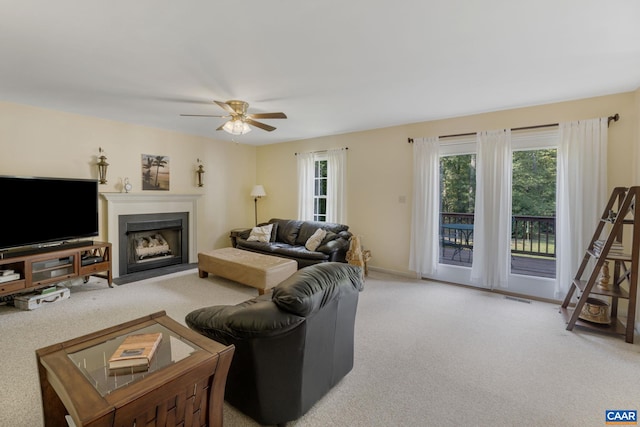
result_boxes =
[101,193,201,278]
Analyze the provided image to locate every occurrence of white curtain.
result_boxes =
[296,152,315,221]
[556,118,608,297]
[327,148,347,223]
[470,130,512,289]
[409,137,440,277]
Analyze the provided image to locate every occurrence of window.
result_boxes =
[314,158,328,222]
[297,149,346,223]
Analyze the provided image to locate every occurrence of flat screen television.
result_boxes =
[0,176,99,251]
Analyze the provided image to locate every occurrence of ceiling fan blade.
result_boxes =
[248,112,287,119]
[246,119,276,132]
[180,114,227,117]
[216,123,226,131]
[214,100,236,114]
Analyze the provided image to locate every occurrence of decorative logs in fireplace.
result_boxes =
[134,233,172,260]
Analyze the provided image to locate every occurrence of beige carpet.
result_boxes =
[0,269,638,427]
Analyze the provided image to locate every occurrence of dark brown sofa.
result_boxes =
[233,218,352,268]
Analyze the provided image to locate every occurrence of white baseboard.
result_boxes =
[367,265,419,279]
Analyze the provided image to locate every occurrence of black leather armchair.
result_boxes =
[185,263,364,425]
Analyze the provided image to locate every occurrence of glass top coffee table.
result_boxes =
[67,322,203,397]
[36,311,234,427]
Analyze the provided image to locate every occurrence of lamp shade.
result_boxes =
[223,119,252,135]
[251,185,266,198]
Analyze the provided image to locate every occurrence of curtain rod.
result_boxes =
[294,147,349,156]
[407,113,620,143]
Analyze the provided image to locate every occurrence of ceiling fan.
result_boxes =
[180,100,287,135]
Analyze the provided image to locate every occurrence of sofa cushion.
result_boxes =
[321,231,339,244]
[247,224,274,243]
[270,219,304,245]
[236,239,278,253]
[315,238,348,255]
[295,221,349,246]
[272,245,329,260]
[338,230,351,240]
[272,263,363,317]
[305,228,327,251]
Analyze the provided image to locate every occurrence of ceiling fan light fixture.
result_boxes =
[182,99,285,135]
[222,118,252,135]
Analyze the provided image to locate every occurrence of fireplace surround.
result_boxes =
[101,194,200,278]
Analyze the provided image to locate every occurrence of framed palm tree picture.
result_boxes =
[141,154,170,191]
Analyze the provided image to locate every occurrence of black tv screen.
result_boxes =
[0,176,99,250]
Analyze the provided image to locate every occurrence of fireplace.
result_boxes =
[101,193,201,279]
[118,212,189,276]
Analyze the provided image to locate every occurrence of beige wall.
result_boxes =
[3,93,638,328]
[0,101,258,253]
[2,91,638,276]
[257,91,639,276]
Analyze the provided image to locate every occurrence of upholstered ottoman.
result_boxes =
[198,247,297,295]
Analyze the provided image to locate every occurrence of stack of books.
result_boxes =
[593,239,625,257]
[108,332,162,375]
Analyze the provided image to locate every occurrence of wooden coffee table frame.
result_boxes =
[36,311,234,427]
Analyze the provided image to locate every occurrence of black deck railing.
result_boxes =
[511,215,556,257]
[441,212,556,258]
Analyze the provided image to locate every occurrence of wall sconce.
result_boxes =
[97,147,109,184]
[196,159,205,187]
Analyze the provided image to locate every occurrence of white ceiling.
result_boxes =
[1,1,639,146]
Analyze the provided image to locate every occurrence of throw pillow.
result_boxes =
[247,224,273,243]
[321,231,338,245]
[305,228,327,251]
[257,222,279,242]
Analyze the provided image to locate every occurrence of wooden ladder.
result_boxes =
[560,186,640,343]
